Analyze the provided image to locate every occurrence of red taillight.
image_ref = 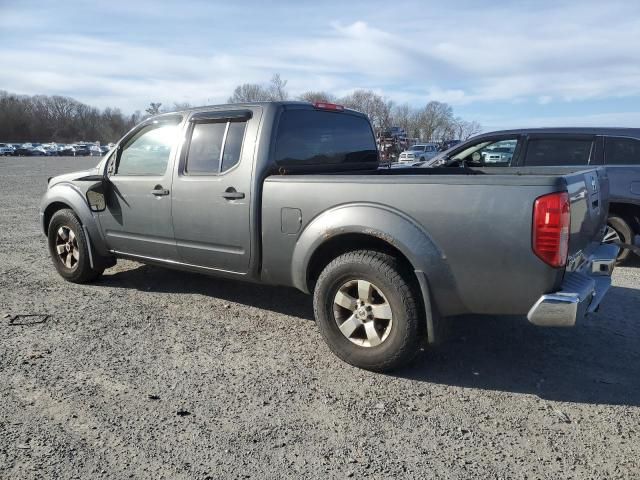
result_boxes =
[313,102,345,111]
[532,192,570,267]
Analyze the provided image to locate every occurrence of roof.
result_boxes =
[165,101,363,117]
[476,127,640,139]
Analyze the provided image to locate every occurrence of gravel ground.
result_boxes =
[1,156,639,479]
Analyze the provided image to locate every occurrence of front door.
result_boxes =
[170,109,258,273]
[98,116,183,260]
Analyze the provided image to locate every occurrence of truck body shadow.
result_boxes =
[101,264,639,406]
[405,285,640,406]
[99,264,315,321]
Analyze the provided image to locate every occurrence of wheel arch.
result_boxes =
[40,183,109,256]
[291,204,463,341]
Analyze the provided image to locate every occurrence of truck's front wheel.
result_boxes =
[47,209,104,283]
[313,250,423,372]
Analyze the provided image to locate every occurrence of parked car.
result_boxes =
[481,144,516,164]
[426,128,640,262]
[39,144,59,156]
[73,144,91,156]
[398,143,439,163]
[0,143,15,156]
[89,145,103,156]
[14,145,35,156]
[58,145,76,156]
[41,103,617,372]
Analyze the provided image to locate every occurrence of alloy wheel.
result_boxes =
[603,225,621,244]
[333,279,393,347]
[55,226,79,270]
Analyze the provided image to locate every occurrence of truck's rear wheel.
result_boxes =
[47,209,103,283]
[604,215,633,263]
[313,250,422,372]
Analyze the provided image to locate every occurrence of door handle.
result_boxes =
[151,186,170,196]
[222,187,245,200]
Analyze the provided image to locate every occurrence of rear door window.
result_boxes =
[523,137,594,166]
[604,137,640,165]
[274,109,378,167]
[185,120,247,174]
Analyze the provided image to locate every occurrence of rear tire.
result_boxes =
[605,215,633,263]
[47,209,104,283]
[313,250,423,372]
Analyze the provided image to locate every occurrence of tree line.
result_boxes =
[0,90,143,143]
[0,74,481,143]
[228,74,482,141]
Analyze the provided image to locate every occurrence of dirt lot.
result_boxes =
[1,156,639,479]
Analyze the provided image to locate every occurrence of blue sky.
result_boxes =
[1,0,639,130]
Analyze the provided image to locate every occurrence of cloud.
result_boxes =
[0,0,639,126]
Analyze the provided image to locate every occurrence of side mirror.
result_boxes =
[73,174,108,212]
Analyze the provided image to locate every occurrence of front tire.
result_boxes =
[313,250,423,372]
[47,209,104,283]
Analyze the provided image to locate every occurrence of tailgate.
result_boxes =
[564,167,609,267]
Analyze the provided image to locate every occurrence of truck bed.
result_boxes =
[261,166,609,318]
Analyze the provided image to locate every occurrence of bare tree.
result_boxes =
[416,101,454,141]
[228,73,289,103]
[391,103,422,138]
[145,102,162,116]
[339,89,393,130]
[268,74,288,101]
[227,84,271,103]
[452,118,482,140]
[298,91,335,103]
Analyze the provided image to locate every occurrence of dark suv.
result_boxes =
[428,128,640,262]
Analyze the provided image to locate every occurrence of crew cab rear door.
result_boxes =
[170,108,260,274]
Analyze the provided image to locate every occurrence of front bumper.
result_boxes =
[527,243,619,327]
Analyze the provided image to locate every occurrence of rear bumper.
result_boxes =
[527,244,619,327]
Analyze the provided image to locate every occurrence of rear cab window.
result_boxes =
[274,108,378,170]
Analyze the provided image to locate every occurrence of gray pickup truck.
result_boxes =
[40,101,618,371]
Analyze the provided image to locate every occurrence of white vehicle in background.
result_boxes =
[481,143,516,164]
[398,143,439,163]
[0,143,15,156]
[40,144,60,156]
[89,145,103,156]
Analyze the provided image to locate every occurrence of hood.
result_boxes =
[48,161,103,188]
